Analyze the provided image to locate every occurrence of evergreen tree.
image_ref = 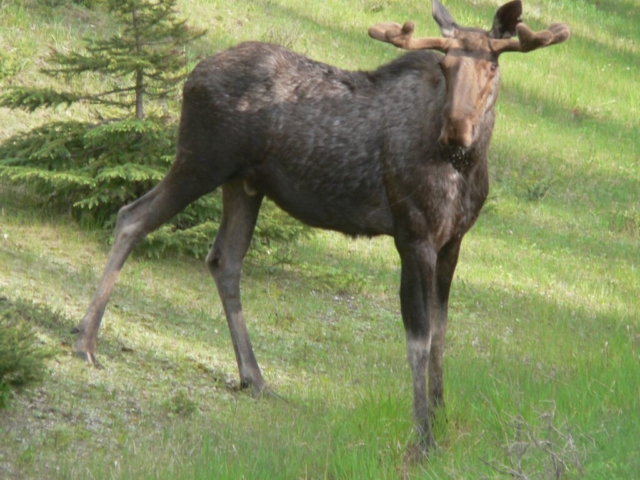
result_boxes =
[2,0,204,119]
[0,0,308,258]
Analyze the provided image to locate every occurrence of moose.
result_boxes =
[72,0,569,452]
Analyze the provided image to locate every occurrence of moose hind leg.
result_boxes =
[74,168,218,365]
[206,179,265,395]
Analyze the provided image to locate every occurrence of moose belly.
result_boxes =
[244,157,394,237]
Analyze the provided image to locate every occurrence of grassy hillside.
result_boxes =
[1,0,638,478]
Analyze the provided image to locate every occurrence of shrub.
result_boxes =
[0,297,56,408]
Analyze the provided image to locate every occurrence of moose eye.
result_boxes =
[490,63,499,72]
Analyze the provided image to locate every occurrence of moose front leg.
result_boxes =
[429,237,462,413]
[397,240,439,453]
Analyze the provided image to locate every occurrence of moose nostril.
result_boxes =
[440,120,474,149]
[443,133,472,149]
[448,137,466,149]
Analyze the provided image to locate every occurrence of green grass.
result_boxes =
[1,0,639,478]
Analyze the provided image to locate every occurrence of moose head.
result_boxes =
[369,0,570,149]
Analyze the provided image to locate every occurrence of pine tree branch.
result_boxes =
[0,88,81,112]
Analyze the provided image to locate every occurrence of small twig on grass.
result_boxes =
[478,396,585,479]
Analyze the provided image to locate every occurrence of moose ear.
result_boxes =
[489,0,523,38]
[432,0,458,38]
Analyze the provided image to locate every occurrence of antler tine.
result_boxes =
[368,21,449,52]
[368,21,405,43]
[492,22,571,54]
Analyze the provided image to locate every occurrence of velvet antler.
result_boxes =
[369,0,570,55]
[490,22,571,54]
[368,21,449,52]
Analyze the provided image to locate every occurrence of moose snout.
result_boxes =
[439,117,476,149]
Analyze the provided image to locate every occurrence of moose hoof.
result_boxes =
[71,326,101,368]
[243,380,267,399]
[237,378,284,401]
[73,346,102,369]
[404,440,435,463]
[237,372,266,397]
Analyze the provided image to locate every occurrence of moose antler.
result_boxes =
[490,22,571,54]
[368,21,449,52]
[369,20,570,54]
